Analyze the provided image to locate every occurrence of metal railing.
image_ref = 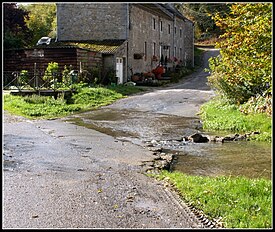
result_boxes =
[3,71,76,91]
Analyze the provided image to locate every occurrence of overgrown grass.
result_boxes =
[153,171,272,228]
[3,85,145,119]
[199,97,272,142]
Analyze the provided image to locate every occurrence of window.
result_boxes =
[144,41,147,60]
[174,27,177,34]
[160,20,163,32]
[153,18,156,30]
[180,48,182,59]
[168,24,171,34]
[180,28,182,38]
[174,46,177,57]
[153,42,156,56]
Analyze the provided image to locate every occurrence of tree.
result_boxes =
[3,3,32,49]
[207,3,272,104]
[176,3,231,40]
[20,3,57,46]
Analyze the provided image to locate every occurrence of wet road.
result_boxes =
[69,47,270,180]
[4,112,210,228]
[66,48,219,144]
[104,48,218,118]
[3,48,219,229]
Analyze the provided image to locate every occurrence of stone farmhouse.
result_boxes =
[56,3,194,84]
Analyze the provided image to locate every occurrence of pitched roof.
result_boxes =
[160,4,187,21]
[34,40,125,54]
[137,3,192,23]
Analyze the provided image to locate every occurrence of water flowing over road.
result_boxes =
[3,48,270,229]
[68,48,270,180]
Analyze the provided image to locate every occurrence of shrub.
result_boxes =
[208,3,272,104]
[43,62,59,88]
[62,65,72,87]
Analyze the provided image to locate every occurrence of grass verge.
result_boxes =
[3,84,145,119]
[198,97,272,142]
[152,170,272,228]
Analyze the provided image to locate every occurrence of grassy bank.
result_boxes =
[3,84,145,119]
[153,96,272,228]
[198,97,272,142]
[153,171,272,228]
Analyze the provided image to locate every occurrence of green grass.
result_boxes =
[153,171,272,228]
[199,97,272,142]
[3,85,145,119]
[107,84,146,96]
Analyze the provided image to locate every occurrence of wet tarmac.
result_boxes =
[62,48,271,180]
[3,112,208,229]
[3,48,271,229]
[65,108,271,180]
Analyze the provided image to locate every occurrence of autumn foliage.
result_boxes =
[207,3,272,113]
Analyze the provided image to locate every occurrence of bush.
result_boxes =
[43,62,59,88]
[208,3,272,104]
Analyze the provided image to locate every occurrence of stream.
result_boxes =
[65,48,271,180]
[65,108,271,180]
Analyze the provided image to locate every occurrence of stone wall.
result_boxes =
[57,3,128,41]
[127,4,194,75]
[128,5,173,74]
[56,3,194,81]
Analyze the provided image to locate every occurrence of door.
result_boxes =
[116,57,123,84]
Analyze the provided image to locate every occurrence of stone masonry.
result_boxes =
[56,3,194,82]
[57,3,128,41]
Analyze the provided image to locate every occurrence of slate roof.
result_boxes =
[161,4,189,21]
[138,3,193,23]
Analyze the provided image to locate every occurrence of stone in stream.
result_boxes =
[187,133,209,143]
[185,131,261,143]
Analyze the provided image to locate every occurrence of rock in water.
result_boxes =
[188,133,209,143]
